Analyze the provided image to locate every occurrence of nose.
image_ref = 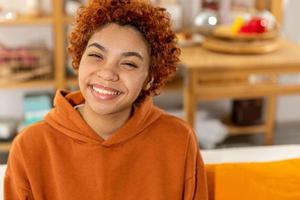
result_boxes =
[96,66,119,82]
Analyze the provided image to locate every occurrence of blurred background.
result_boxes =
[0,0,300,163]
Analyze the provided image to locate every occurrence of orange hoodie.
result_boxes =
[4,90,208,200]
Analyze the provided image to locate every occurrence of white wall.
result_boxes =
[282,0,300,43]
[276,0,300,122]
[1,0,300,122]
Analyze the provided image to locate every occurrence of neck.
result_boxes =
[78,104,132,140]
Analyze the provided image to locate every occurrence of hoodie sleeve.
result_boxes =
[183,129,208,200]
[4,137,33,200]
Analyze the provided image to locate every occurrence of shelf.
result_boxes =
[222,117,266,136]
[0,16,54,25]
[64,16,75,24]
[0,79,55,89]
[0,142,12,152]
[227,124,266,136]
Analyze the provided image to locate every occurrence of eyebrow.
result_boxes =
[121,52,144,61]
[87,42,144,61]
[87,43,107,52]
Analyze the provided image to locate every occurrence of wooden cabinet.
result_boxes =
[0,0,75,90]
[0,14,55,88]
[0,0,73,152]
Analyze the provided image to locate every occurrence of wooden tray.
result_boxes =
[202,37,281,54]
[0,65,51,86]
[213,25,279,41]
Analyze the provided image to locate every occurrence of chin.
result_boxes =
[90,100,133,116]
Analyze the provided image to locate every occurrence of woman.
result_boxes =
[4,0,208,199]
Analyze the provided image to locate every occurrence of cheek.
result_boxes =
[78,60,96,79]
[123,72,148,92]
[78,66,85,81]
[78,67,92,88]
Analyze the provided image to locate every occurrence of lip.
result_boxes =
[89,84,123,100]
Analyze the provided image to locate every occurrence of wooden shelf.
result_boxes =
[64,16,75,24]
[0,79,55,89]
[0,16,54,25]
[227,124,266,136]
[222,117,266,136]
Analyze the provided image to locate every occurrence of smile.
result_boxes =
[92,86,121,95]
[90,84,122,100]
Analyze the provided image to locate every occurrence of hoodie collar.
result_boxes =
[45,90,162,147]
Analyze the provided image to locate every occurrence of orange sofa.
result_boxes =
[202,145,300,200]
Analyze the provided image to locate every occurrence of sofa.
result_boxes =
[202,145,300,200]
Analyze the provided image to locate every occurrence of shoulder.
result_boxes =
[158,111,192,131]
[150,108,196,142]
[10,121,53,155]
[146,109,201,162]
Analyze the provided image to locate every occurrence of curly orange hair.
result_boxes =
[68,0,180,104]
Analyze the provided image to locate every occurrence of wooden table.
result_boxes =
[180,39,300,145]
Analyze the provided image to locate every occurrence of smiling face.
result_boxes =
[78,23,150,117]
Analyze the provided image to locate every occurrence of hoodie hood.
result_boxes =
[44,90,162,147]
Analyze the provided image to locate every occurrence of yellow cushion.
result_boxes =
[205,159,300,200]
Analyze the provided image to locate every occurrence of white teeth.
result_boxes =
[92,86,120,96]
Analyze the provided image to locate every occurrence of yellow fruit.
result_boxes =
[231,16,244,34]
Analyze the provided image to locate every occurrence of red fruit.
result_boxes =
[249,17,267,33]
[239,17,267,34]
[239,25,255,33]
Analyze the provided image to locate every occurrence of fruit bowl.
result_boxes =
[212,25,279,41]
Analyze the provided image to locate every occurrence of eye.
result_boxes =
[88,53,103,60]
[122,62,138,69]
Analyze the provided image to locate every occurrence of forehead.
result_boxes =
[88,23,150,53]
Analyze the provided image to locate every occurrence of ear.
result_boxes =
[143,77,154,90]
